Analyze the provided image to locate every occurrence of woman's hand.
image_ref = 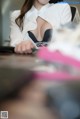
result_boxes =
[14,40,35,54]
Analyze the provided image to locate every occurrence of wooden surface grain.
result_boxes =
[0,54,56,119]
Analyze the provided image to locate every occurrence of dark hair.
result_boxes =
[49,0,63,3]
[16,0,63,28]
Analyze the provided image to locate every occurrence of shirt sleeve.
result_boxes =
[10,11,23,47]
[10,11,35,47]
[60,3,72,25]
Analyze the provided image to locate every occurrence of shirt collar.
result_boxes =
[30,3,51,14]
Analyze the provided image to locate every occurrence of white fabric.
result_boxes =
[10,2,72,47]
[48,24,80,60]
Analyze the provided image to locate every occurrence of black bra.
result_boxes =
[28,29,52,47]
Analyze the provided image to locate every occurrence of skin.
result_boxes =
[15,0,50,54]
[34,0,50,10]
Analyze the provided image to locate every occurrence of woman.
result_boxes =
[10,0,72,54]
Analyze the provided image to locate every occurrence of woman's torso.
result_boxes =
[23,2,71,43]
[29,16,52,42]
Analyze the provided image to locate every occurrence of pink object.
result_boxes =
[34,71,80,80]
[34,47,80,80]
[37,47,80,69]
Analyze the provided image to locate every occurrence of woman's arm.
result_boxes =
[10,11,24,47]
[10,11,37,53]
[60,3,72,25]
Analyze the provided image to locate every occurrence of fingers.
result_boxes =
[23,44,32,54]
[15,44,22,53]
[14,41,35,54]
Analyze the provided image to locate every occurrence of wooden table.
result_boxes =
[0,54,56,119]
[0,54,36,69]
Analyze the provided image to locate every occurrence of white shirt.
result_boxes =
[10,2,72,47]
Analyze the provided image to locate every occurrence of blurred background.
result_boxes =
[0,0,80,46]
[0,0,25,46]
